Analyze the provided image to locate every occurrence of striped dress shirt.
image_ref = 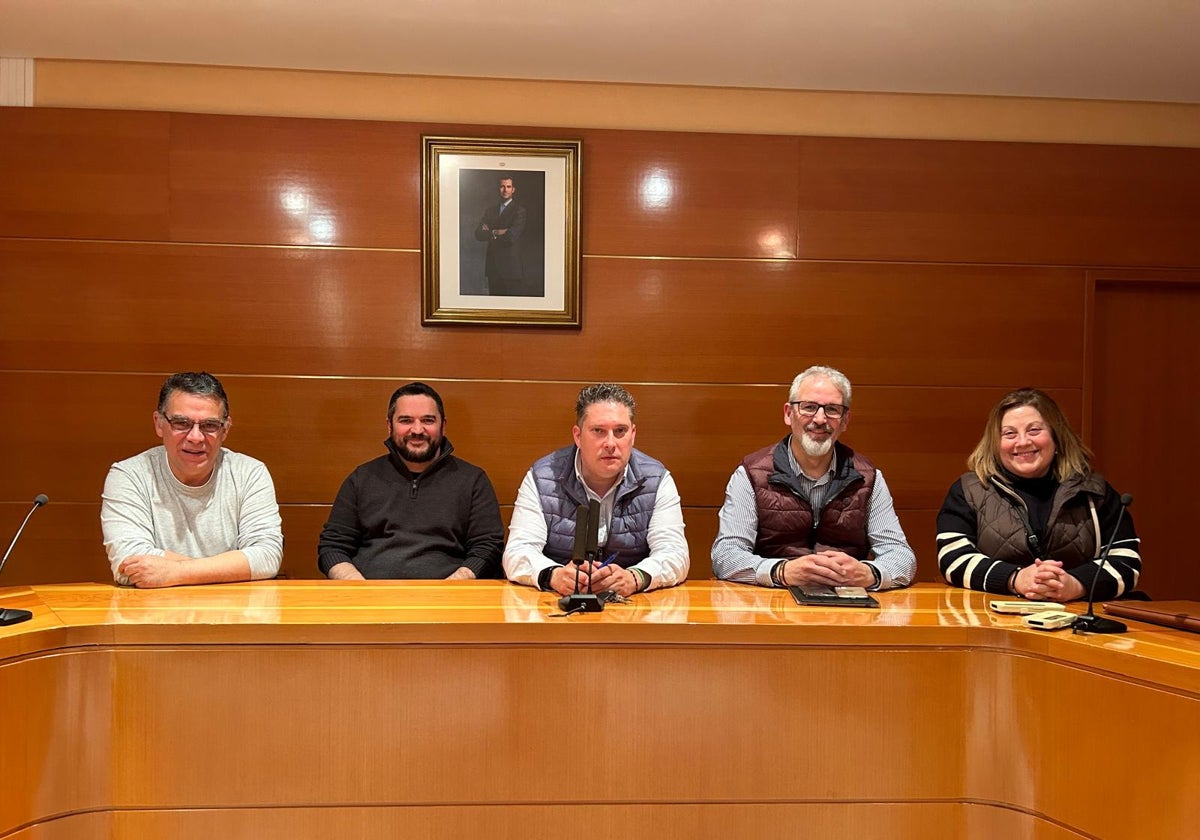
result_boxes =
[711,446,915,589]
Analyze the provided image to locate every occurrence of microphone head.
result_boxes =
[585,498,601,554]
[34,493,49,507]
[1119,493,1133,507]
[571,504,589,563]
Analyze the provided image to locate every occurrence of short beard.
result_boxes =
[799,429,833,458]
[398,436,438,463]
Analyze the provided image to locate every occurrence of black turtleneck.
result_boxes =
[999,466,1059,541]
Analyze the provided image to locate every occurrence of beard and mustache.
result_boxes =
[397,433,439,463]
[798,422,834,457]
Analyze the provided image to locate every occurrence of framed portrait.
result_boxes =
[421,135,582,326]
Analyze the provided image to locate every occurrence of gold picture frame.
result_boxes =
[421,135,582,326]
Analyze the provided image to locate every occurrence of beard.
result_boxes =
[799,425,834,457]
[397,434,439,463]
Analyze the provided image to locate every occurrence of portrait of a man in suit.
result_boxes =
[474,176,527,295]
[458,170,545,297]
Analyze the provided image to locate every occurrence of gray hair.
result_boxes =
[575,383,635,424]
[788,366,852,406]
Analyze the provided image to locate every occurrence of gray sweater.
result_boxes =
[101,446,284,582]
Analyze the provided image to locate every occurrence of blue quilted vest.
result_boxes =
[531,445,665,566]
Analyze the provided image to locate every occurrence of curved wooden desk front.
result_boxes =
[1,582,1197,840]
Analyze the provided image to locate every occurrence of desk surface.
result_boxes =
[4,580,1200,689]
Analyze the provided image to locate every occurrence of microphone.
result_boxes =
[557,501,604,614]
[570,504,588,569]
[1,493,49,627]
[1073,493,1132,635]
[584,499,601,565]
[568,503,588,598]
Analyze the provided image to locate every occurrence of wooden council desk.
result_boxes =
[1,581,1197,839]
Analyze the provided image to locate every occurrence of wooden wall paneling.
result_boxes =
[503,259,1087,386]
[165,112,809,257]
[0,242,511,379]
[0,502,107,585]
[578,128,802,259]
[167,113,423,249]
[795,136,1200,267]
[1091,276,1200,600]
[279,504,331,580]
[0,240,1086,387]
[896,508,940,582]
[0,107,171,241]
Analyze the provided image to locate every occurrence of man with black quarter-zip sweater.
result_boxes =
[317,382,504,580]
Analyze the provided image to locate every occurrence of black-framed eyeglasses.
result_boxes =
[161,415,227,436]
[788,401,848,420]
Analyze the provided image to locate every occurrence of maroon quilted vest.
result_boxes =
[743,438,876,560]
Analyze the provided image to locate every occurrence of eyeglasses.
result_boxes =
[789,401,848,420]
[161,415,227,436]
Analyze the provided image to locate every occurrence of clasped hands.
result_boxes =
[1012,559,1086,602]
[549,562,638,598]
[777,550,874,588]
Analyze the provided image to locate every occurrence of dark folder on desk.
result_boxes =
[789,585,879,609]
[1103,600,1200,634]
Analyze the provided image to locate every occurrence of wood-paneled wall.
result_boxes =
[2,106,1197,595]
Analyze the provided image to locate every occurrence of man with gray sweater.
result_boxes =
[318,382,504,580]
[101,372,283,588]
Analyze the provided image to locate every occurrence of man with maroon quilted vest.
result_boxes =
[712,366,915,590]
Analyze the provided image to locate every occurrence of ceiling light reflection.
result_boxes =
[757,228,791,257]
[639,169,674,210]
[280,185,309,214]
[309,216,336,244]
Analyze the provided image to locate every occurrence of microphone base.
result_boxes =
[557,594,604,613]
[0,608,33,626]
[1072,614,1127,634]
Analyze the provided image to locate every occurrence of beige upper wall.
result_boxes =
[33,59,1200,147]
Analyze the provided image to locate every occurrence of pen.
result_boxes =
[597,552,618,568]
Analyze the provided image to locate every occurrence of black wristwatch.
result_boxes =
[538,566,557,591]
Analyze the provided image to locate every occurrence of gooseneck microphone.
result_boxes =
[570,504,588,594]
[1073,493,1132,635]
[1,494,49,627]
[557,501,604,614]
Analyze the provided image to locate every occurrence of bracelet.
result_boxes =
[772,559,789,588]
[1007,569,1021,597]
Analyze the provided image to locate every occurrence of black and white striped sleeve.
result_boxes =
[936,479,1019,594]
[1065,484,1141,601]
